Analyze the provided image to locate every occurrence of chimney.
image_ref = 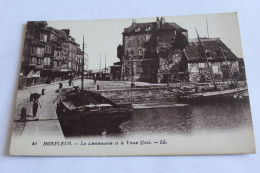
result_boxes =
[160,17,165,25]
[132,19,136,24]
[156,17,160,29]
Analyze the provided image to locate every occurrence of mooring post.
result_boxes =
[20,107,26,121]
[42,89,45,95]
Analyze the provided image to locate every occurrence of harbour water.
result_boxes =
[103,100,253,138]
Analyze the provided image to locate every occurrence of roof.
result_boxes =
[184,38,238,62]
[123,22,157,33]
[160,23,187,32]
[76,48,83,54]
[123,21,187,34]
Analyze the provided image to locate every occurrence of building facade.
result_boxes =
[119,18,241,83]
[21,21,86,86]
[184,38,240,82]
[120,17,188,83]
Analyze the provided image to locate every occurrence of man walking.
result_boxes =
[32,94,42,118]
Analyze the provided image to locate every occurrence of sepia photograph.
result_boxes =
[9,12,255,156]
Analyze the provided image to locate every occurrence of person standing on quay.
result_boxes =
[32,94,42,118]
[68,79,72,86]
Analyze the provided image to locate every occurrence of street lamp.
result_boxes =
[129,51,135,88]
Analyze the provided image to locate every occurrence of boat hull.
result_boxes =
[178,86,248,103]
[56,99,133,136]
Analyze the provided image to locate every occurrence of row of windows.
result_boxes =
[30,47,44,56]
[30,46,78,58]
[40,33,58,42]
[135,26,151,32]
[39,33,77,52]
[125,48,145,56]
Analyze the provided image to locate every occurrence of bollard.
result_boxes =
[21,107,26,121]
[42,89,45,95]
[97,85,100,90]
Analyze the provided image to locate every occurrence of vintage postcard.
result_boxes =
[9,12,255,156]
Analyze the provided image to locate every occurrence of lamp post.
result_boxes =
[129,51,135,88]
[81,35,86,93]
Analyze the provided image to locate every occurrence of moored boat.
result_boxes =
[177,29,249,103]
[56,88,133,136]
[177,84,248,103]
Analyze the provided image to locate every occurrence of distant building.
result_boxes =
[76,44,83,76]
[21,21,85,86]
[110,62,122,81]
[120,17,188,83]
[184,38,240,82]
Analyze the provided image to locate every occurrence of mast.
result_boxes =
[99,52,101,72]
[206,17,209,38]
[195,28,218,90]
[81,35,85,92]
[218,44,237,86]
[105,52,107,73]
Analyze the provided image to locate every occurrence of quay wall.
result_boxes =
[92,87,177,104]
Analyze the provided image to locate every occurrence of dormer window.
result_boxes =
[146,26,151,31]
[135,28,140,32]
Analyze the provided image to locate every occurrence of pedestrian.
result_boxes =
[32,94,42,118]
[68,79,72,86]
[93,76,97,85]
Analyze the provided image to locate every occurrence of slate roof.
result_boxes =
[123,21,187,34]
[123,22,157,33]
[161,23,187,32]
[184,38,238,62]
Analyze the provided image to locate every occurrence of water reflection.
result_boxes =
[62,100,252,138]
[120,106,193,136]
[119,100,252,137]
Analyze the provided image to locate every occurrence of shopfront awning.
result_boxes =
[32,71,41,77]
[27,70,33,78]
[27,70,41,78]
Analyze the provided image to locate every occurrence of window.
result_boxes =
[30,57,37,65]
[212,65,219,73]
[146,35,151,41]
[146,26,151,31]
[135,28,140,32]
[37,59,42,65]
[31,47,37,55]
[69,62,71,68]
[138,49,143,55]
[44,57,51,65]
[199,63,205,68]
[50,34,57,41]
[40,33,47,42]
[45,45,52,53]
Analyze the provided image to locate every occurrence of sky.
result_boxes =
[48,12,243,70]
